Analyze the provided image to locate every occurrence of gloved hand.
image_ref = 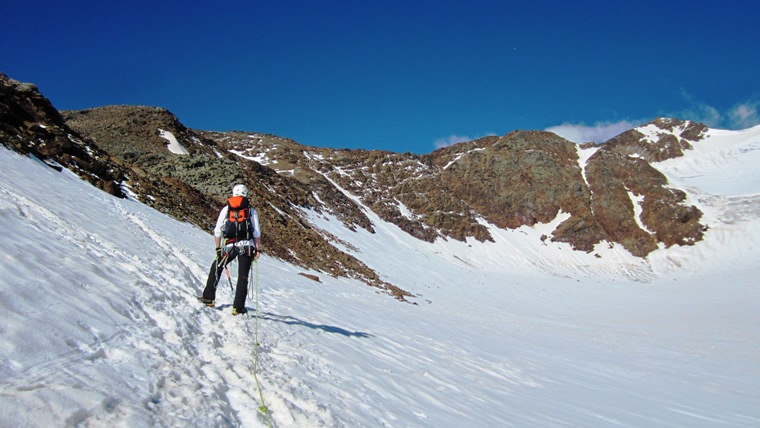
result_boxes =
[215,247,223,260]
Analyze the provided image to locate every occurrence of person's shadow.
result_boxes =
[259,312,374,338]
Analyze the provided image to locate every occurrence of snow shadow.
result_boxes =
[260,312,374,338]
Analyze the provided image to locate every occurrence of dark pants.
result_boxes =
[203,249,253,311]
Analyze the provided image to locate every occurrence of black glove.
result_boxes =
[215,247,223,260]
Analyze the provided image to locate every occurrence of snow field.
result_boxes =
[1,138,759,427]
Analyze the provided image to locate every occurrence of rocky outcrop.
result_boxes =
[431,132,605,251]
[602,117,707,163]
[0,73,124,196]
[585,119,706,256]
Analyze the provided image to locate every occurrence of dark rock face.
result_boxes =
[431,131,605,251]
[0,73,124,196]
[1,71,710,299]
[425,124,706,256]
[602,118,707,163]
[584,119,706,256]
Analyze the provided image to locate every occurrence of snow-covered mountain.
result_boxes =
[3,71,744,296]
[2,119,760,426]
[2,71,760,426]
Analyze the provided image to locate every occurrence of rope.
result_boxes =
[249,259,272,426]
[248,257,255,301]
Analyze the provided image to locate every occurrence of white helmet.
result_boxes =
[232,184,248,197]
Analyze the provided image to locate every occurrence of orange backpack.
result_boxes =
[223,196,252,241]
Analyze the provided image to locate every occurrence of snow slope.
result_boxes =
[1,129,759,427]
[656,124,760,196]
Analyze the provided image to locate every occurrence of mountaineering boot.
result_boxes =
[232,307,248,316]
[197,297,215,307]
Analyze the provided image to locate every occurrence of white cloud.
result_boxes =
[434,134,473,149]
[674,102,722,128]
[448,99,760,151]
[546,99,760,146]
[544,121,636,143]
[727,102,760,129]
[676,92,760,130]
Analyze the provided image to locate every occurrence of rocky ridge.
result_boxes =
[0,73,124,196]
[1,72,709,299]
[219,122,706,257]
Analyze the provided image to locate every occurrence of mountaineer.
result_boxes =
[198,184,261,315]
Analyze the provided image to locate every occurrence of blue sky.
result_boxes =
[3,1,760,153]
